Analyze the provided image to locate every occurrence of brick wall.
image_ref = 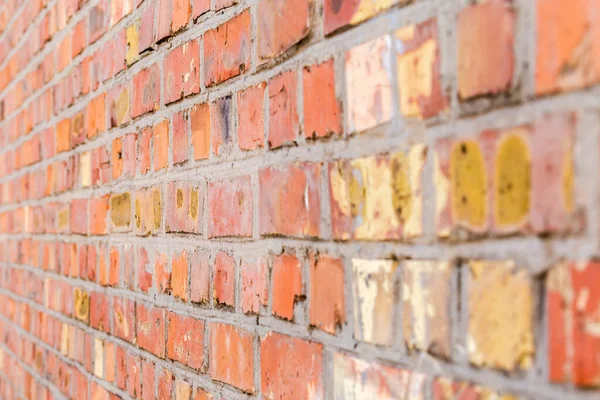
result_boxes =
[0,0,598,399]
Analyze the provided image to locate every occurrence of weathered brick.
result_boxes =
[190,103,210,160]
[261,333,323,399]
[86,94,106,139]
[190,250,210,304]
[210,323,254,392]
[458,0,515,99]
[208,175,252,238]
[210,96,232,155]
[237,82,265,150]
[303,59,341,138]
[164,40,200,104]
[132,65,160,117]
[111,134,136,180]
[153,119,169,171]
[309,254,345,334]
[352,259,397,346]
[259,163,321,237]
[257,0,310,61]
[329,146,426,240]
[402,260,452,358]
[134,186,162,235]
[272,254,302,320]
[467,260,534,371]
[396,20,447,118]
[110,192,131,229]
[204,11,251,86]
[324,0,403,35]
[166,181,202,233]
[167,312,204,369]
[136,303,166,358]
[172,0,191,32]
[112,297,135,343]
[172,251,188,301]
[214,251,235,306]
[345,36,393,133]
[267,71,298,148]
[432,377,518,400]
[108,85,130,128]
[548,261,600,387]
[333,352,425,399]
[535,0,600,95]
[172,111,189,165]
[241,257,268,314]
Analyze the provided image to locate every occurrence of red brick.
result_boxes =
[72,19,87,57]
[70,198,88,235]
[309,254,345,334]
[210,96,232,155]
[214,251,235,306]
[272,254,302,320]
[90,195,108,235]
[136,303,166,358]
[138,126,152,175]
[548,261,600,387]
[172,250,189,301]
[257,0,310,60]
[172,111,189,165]
[167,312,205,369]
[164,40,200,104]
[209,323,254,392]
[192,0,210,19]
[141,360,155,400]
[303,59,341,138]
[268,71,298,148]
[261,333,323,399]
[112,134,136,180]
[86,94,106,139]
[241,257,268,314]
[132,65,160,117]
[172,0,191,32]
[157,0,174,41]
[153,119,169,171]
[190,250,210,303]
[127,352,142,398]
[139,2,155,51]
[90,291,110,332]
[204,11,251,86]
[112,297,135,343]
[535,0,600,95]
[137,246,153,293]
[458,0,515,99]
[238,82,265,150]
[158,368,174,399]
[156,251,171,294]
[259,163,321,237]
[166,181,202,233]
[208,175,252,237]
[190,103,210,160]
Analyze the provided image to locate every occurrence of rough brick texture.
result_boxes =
[0,0,598,399]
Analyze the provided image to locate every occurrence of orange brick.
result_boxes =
[257,0,310,61]
[214,251,235,306]
[153,119,169,171]
[190,103,210,160]
[86,94,106,139]
[171,251,188,301]
[167,312,204,369]
[272,254,302,320]
[238,82,265,150]
[164,40,200,104]
[268,71,298,148]
[303,59,341,138]
[209,323,254,392]
[309,254,345,334]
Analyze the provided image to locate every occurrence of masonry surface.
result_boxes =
[0,0,599,399]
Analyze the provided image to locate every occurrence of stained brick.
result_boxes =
[204,11,251,86]
[164,40,200,104]
[166,181,202,233]
[208,175,253,238]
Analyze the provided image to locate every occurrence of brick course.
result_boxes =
[0,0,598,399]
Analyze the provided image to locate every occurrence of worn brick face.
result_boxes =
[209,323,254,392]
[208,176,253,238]
[204,11,251,86]
[257,0,311,61]
[164,40,200,104]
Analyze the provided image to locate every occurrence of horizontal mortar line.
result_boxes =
[0,342,70,400]
[0,270,593,400]
[1,0,458,155]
